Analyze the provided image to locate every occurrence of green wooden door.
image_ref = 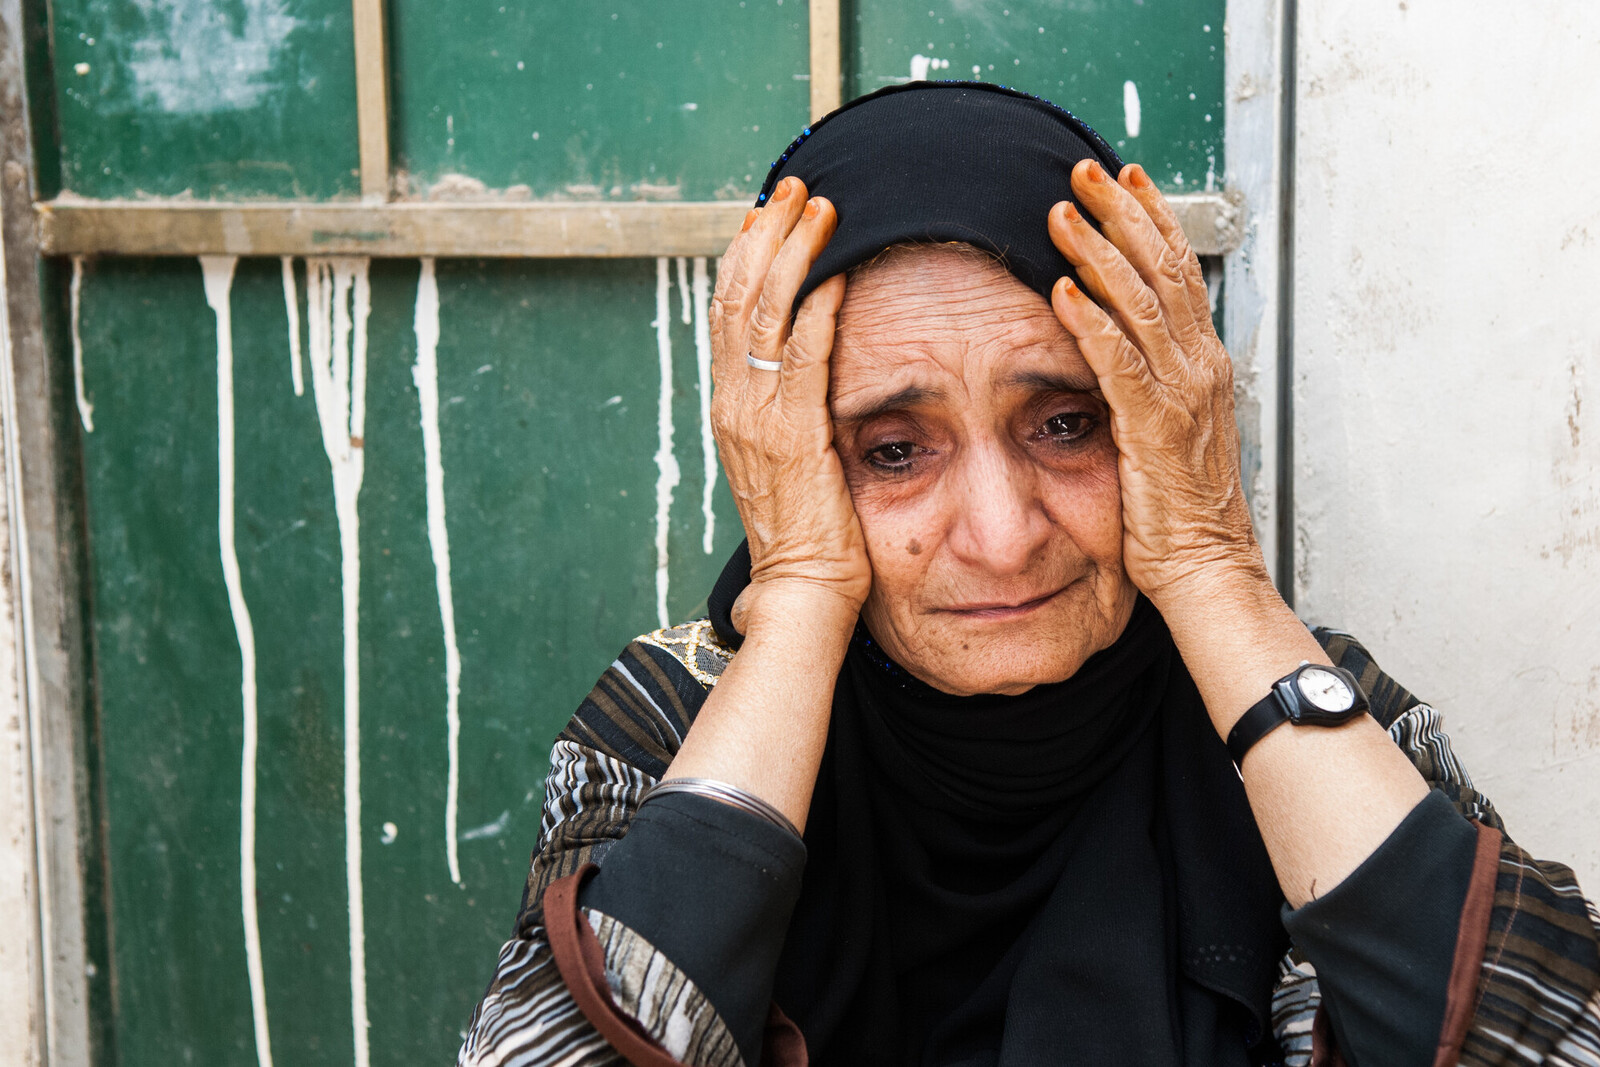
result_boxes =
[36,1,1224,1062]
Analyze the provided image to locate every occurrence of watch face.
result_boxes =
[1296,667,1355,712]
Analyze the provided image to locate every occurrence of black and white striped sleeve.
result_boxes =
[459,623,749,1067]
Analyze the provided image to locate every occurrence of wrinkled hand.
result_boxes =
[710,177,870,630]
[1047,161,1266,605]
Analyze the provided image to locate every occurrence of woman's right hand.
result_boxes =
[665,179,860,826]
[710,176,870,631]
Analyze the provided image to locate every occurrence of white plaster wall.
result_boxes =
[0,435,40,1066]
[0,225,43,1060]
[1293,2,1600,891]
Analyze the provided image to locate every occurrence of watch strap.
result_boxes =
[1227,687,1290,767]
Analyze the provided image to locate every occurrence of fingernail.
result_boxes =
[802,198,820,220]
[1085,161,1107,183]
[741,209,758,233]
[1060,201,1082,224]
[1127,165,1153,190]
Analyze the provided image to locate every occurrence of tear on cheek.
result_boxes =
[906,538,923,555]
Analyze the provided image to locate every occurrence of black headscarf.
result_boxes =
[756,81,1124,312]
[709,84,1288,1066]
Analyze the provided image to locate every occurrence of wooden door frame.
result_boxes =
[0,0,95,1061]
[1224,0,1295,595]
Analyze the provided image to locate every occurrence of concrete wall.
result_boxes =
[0,216,43,1061]
[0,426,41,1066]
[1293,1,1600,890]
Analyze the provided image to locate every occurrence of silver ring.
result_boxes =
[746,352,783,372]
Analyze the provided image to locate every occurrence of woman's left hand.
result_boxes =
[1048,162,1433,910]
[1046,160,1266,608]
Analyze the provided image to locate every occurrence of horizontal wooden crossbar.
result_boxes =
[35,193,1243,258]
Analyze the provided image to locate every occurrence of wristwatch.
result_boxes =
[1226,662,1370,767]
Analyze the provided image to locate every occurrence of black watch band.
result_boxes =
[1226,662,1369,768]
[1226,690,1292,766]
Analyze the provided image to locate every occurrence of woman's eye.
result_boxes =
[1041,412,1095,440]
[865,441,918,469]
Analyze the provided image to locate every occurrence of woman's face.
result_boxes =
[830,246,1138,696]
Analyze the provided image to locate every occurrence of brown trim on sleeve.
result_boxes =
[761,1003,809,1067]
[545,865,688,1067]
[1310,1003,1350,1067]
[1432,822,1503,1067]
[545,865,812,1067]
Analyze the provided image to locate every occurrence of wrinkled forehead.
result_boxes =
[828,247,1096,415]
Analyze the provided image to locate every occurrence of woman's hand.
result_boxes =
[661,179,861,826]
[1046,161,1267,608]
[1048,162,1431,907]
[710,176,870,630]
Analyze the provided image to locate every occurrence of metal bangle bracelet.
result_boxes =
[639,777,801,839]
[746,352,783,371]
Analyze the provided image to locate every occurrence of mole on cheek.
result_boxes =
[906,539,923,555]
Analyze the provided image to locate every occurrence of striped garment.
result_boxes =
[459,620,1600,1067]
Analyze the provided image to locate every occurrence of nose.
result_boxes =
[944,441,1054,579]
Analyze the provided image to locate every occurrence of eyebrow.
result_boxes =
[832,384,943,425]
[833,369,1101,424]
[999,368,1101,393]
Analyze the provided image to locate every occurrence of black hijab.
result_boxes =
[709,84,1288,1066]
[757,81,1125,311]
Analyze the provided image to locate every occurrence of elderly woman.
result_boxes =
[460,85,1599,1067]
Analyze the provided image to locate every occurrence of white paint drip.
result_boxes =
[350,271,369,449]
[127,0,301,113]
[461,809,510,841]
[692,258,716,555]
[653,258,681,628]
[676,256,692,326]
[305,256,372,1067]
[1123,80,1142,138]
[202,254,273,1067]
[411,259,464,887]
[281,257,303,397]
[909,54,950,80]
[70,257,93,432]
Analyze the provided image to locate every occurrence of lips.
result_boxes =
[942,585,1068,620]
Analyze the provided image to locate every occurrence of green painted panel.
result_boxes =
[76,255,739,1063]
[849,0,1226,191]
[77,257,261,1063]
[387,0,810,200]
[49,0,360,198]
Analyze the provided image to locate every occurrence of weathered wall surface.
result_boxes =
[1293,2,1600,889]
[0,226,42,1060]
